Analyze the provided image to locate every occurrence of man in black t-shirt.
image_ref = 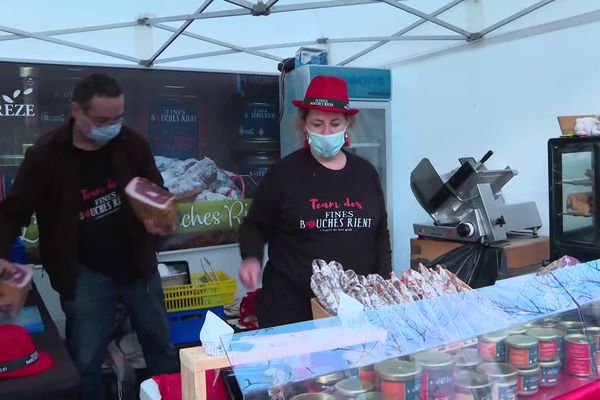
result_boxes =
[0,74,178,399]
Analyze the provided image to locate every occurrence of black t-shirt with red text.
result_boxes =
[239,148,392,327]
[77,145,138,283]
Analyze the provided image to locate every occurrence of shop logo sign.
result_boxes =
[0,88,35,117]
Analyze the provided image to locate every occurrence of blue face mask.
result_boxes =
[87,121,122,143]
[307,128,346,159]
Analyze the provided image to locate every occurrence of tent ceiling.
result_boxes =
[0,0,598,73]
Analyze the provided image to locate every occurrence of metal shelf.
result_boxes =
[559,212,594,218]
[0,155,24,167]
[559,178,593,186]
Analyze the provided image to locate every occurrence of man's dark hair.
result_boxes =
[72,73,122,109]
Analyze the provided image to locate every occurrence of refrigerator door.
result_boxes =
[344,101,389,197]
[548,137,600,261]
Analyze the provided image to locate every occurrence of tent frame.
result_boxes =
[0,0,565,68]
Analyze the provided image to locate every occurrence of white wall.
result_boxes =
[388,16,600,271]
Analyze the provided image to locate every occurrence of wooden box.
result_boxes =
[311,271,471,320]
[180,346,230,400]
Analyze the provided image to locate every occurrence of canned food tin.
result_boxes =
[505,335,539,368]
[517,366,539,396]
[559,320,585,335]
[359,364,377,386]
[477,363,518,400]
[526,327,560,361]
[455,348,482,371]
[538,359,561,387]
[334,378,373,397]
[506,325,527,336]
[540,316,561,328]
[375,359,421,400]
[454,371,491,400]
[291,394,336,400]
[479,331,508,362]
[565,334,596,359]
[586,326,600,350]
[414,351,455,400]
[566,357,593,377]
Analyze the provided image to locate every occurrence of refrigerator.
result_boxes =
[280,65,392,205]
[548,136,600,261]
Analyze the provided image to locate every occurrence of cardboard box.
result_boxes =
[295,47,328,68]
[557,115,597,136]
[410,235,549,271]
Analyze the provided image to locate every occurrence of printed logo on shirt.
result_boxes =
[79,178,123,220]
[299,197,372,232]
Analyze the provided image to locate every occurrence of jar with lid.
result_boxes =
[374,358,421,400]
[477,362,518,400]
[309,371,347,394]
[454,348,482,371]
[359,364,377,386]
[526,327,560,361]
[333,378,373,399]
[413,350,455,400]
[516,366,539,396]
[454,371,491,400]
[478,331,508,362]
[505,335,538,368]
[538,359,560,387]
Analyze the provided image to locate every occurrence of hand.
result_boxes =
[142,218,170,236]
[0,258,18,279]
[239,258,261,290]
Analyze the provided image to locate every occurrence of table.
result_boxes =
[0,283,80,400]
[410,234,550,277]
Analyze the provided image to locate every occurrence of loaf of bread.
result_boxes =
[125,177,178,233]
[566,192,594,216]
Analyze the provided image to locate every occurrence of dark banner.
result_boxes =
[148,101,200,159]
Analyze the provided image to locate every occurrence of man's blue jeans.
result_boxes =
[61,266,178,400]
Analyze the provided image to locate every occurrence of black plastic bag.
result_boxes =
[424,242,507,289]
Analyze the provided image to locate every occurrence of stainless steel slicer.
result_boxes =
[410,151,542,243]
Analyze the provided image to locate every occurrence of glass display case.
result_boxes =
[548,137,600,261]
[221,261,600,399]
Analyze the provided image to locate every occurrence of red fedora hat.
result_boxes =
[292,75,359,115]
[0,324,53,378]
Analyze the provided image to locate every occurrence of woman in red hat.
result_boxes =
[238,75,392,328]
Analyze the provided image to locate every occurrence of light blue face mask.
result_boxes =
[307,128,346,159]
[87,121,123,143]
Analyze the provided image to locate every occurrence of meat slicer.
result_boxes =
[410,151,542,243]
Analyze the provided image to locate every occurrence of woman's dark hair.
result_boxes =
[72,73,122,109]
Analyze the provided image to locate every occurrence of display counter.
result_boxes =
[205,260,600,399]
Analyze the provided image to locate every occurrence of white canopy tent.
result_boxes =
[1,0,598,73]
[3,0,600,264]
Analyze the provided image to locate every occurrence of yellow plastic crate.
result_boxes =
[163,271,236,312]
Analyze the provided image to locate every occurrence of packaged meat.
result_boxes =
[0,261,33,317]
[125,177,178,233]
